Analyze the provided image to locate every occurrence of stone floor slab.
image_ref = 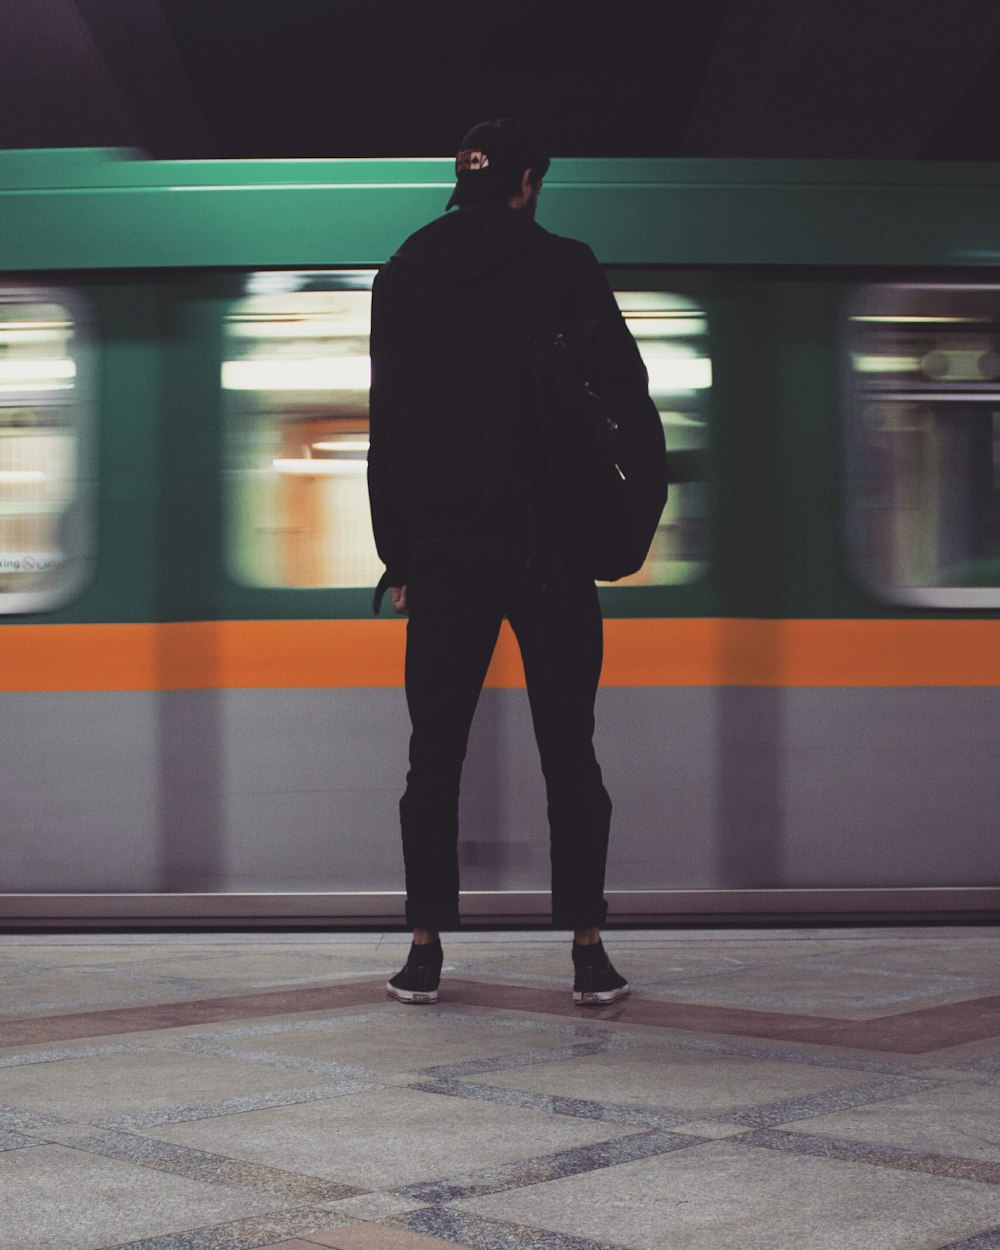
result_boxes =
[461,1042,885,1117]
[145,1086,639,1190]
[98,1207,351,1250]
[297,1224,478,1248]
[788,1077,1000,1161]
[455,1138,1000,1250]
[0,1143,280,1250]
[319,1193,430,1221]
[0,1048,370,1125]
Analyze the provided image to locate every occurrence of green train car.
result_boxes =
[1,148,997,927]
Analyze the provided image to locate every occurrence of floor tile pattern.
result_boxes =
[940,1233,1000,1250]
[395,1208,627,1250]
[408,1075,691,1129]
[88,1081,381,1132]
[395,1129,706,1204]
[1,928,1000,1250]
[723,1073,946,1127]
[739,1126,1000,1184]
[66,1130,362,1201]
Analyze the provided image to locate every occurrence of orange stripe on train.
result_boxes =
[1,618,999,692]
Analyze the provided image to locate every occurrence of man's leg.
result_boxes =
[508,577,611,933]
[509,571,628,1004]
[400,610,502,934]
[387,540,506,1003]
[387,602,501,1005]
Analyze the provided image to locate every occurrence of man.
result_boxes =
[368,118,661,1005]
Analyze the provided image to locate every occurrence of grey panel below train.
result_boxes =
[1,692,162,892]
[1,687,997,894]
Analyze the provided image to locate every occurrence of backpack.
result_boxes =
[526,256,668,582]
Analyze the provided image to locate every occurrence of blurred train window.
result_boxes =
[612,290,710,585]
[849,286,1000,607]
[224,270,380,589]
[224,274,709,589]
[0,290,92,613]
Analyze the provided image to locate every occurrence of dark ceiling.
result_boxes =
[7,0,1000,163]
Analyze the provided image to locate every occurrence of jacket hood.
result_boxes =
[391,203,548,282]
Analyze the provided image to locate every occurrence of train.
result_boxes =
[1,147,997,928]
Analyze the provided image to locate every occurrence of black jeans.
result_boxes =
[399,535,611,931]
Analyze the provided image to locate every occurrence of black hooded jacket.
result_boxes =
[368,203,656,587]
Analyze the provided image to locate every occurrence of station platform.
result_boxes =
[2,926,1000,1250]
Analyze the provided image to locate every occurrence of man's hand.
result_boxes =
[390,586,407,614]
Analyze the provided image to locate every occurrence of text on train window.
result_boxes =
[0,290,92,613]
[223,272,710,589]
[848,286,1000,607]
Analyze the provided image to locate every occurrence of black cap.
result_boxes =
[445,118,550,210]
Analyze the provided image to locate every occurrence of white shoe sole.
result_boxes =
[386,981,438,1005]
[574,983,630,1005]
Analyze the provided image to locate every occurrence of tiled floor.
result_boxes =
[2,928,1000,1250]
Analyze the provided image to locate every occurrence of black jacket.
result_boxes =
[368,203,656,587]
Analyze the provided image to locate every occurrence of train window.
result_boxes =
[0,290,92,613]
[224,270,380,589]
[224,274,710,589]
[613,290,710,585]
[848,285,1000,607]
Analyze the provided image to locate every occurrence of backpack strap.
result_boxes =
[372,569,391,615]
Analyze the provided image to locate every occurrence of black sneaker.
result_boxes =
[387,942,442,1005]
[572,942,630,1005]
